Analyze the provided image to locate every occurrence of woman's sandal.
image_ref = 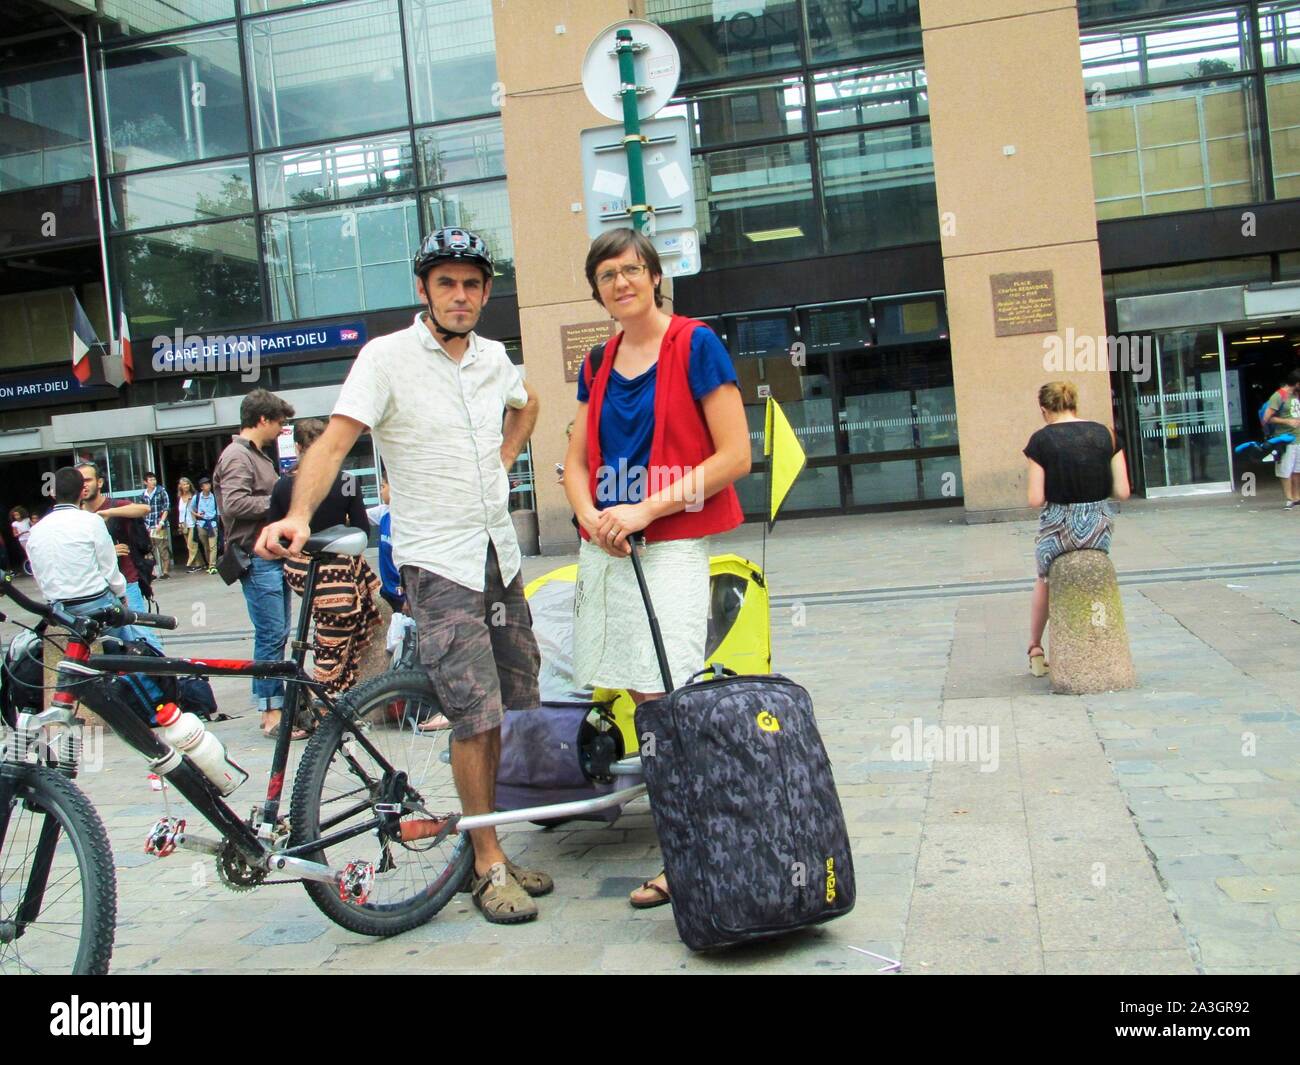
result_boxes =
[1028,645,1049,677]
[629,871,671,910]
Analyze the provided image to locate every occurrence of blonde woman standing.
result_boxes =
[1023,381,1130,676]
[177,477,199,572]
[563,228,750,910]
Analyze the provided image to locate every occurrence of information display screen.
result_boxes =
[803,302,871,353]
[874,295,948,346]
[728,312,795,358]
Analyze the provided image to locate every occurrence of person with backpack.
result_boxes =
[1263,371,1300,508]
[193,477,220,573]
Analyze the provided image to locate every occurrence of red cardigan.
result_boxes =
[582,314,743,543]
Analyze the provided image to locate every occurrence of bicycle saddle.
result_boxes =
[303,525,369,557]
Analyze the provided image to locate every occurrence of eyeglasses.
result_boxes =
[595,263,649,288]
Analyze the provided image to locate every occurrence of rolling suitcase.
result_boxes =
[628,538,855,950]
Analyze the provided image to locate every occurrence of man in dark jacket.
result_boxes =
[213,388,296,737]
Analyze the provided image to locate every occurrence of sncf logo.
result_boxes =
[756,711,781,733]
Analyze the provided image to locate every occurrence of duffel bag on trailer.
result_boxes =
[635,667,855,950]
[496,702,630,824]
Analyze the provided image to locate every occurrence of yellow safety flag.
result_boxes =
[764,396,806,528]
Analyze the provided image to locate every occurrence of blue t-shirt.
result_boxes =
[377,510,401,602]
[577,326,737,508]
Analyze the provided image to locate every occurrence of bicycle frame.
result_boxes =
[47,555,415,879]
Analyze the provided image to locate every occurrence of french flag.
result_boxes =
[70,296,98,385]
[118,309,134,384]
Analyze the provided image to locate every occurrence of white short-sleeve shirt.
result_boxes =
[333,313,529,592]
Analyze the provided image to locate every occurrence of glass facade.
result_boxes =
[1084,4,1300,217]
[405,0,500,124]
[0,285,107,370]
[716,295,958,516]
[0,58,94,192]
[264,195,420,319]
[83,0,514,336]
[101,26,248,173]
[113,219,263,335]
[653,1,935,270]
[245,0,408,150]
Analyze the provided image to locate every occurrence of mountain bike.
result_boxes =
[0,526,476,972]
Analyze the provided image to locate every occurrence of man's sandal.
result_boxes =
[1028,645,1049,677]
[503,859,553,897]
[629,872,671,910]
[469,863,538,924]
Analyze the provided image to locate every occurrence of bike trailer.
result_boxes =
[523,553,770,754]
[627,544,855,950]
[493,553,771,826]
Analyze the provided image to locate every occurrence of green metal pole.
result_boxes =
[615,28,652,235]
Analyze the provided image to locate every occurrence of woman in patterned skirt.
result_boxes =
[1023,381,1130,676]
[266,419,382,706]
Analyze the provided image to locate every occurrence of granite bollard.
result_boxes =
[1047,549,1138,695]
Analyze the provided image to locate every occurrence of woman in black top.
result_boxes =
[1022,381,1130,676]
[270,419,381,698]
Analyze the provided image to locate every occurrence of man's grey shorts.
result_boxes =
[401,546,541,741]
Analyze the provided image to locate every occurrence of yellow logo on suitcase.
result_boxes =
[825,857,837,903]
[756,711,781,733]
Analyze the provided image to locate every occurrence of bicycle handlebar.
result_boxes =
[89,606,179,631]
[0,573,178,633]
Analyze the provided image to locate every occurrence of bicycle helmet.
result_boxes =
[413,227,494,282]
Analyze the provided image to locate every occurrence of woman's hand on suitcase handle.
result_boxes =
[596,503,652,555]
[578,507,623,557]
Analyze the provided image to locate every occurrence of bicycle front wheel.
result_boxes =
[0,766,116,975]
[289,670,472,937]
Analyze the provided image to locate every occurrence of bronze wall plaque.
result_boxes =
[990,271,1057,337]
[561,320,615,383]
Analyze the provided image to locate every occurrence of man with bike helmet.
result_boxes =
[256,227,547,925]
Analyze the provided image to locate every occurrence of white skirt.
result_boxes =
[573,536,709,694]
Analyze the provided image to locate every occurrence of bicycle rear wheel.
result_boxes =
[0,766,116,974]
[289,670,472,937]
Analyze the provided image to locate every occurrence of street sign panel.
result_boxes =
[654,228,700,278]
[581,19,681,122]
[581,115,697,239]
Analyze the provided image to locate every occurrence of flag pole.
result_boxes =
[762,397,771,580]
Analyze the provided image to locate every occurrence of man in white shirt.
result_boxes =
[27,467,128,621]
[258,227,546,925]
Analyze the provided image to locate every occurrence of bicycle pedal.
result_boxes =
[338,860,376,905]
[145,816,187,858]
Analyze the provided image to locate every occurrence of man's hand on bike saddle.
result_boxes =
[256,516,310,560]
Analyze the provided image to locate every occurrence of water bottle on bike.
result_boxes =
[155,702,248,796]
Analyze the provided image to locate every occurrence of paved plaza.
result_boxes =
[4,491,1299,975]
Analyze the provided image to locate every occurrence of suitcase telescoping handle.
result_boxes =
[626,535,674,694]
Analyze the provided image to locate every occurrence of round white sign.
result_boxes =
[581,18,682,123]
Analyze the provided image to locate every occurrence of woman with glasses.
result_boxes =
[562,228,751,911]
